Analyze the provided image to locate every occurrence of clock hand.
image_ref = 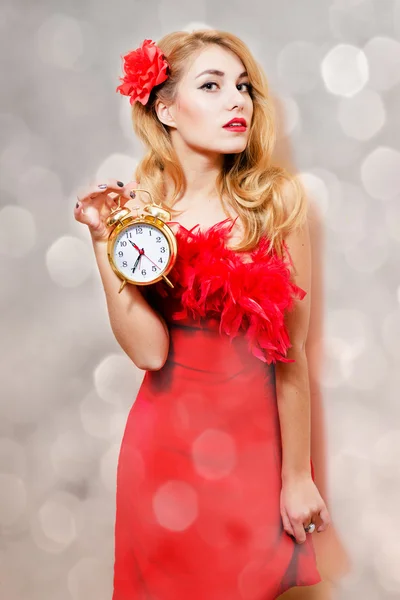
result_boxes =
[128,239,143,254]
[140,250,161,271]
[131,253,142,273]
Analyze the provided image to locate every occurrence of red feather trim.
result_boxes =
[154,219,306,364]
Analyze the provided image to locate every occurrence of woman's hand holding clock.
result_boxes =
[75,178,176,288]
[74,179,139,243]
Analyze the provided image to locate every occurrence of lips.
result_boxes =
[223,118,247,128]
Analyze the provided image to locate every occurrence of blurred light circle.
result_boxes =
[60,73,107,118]
[46,235,94,288]
[36,493,79,549]
[337,89,385,140]
[347,345,387,391]
[321,337,351,388]
[0,474,26,527]
[326,182,367,250]
[0,114,32,195]
[395,0,400,37]
[374,537,400,593]
[363,36,400,92]
[345,234,388,273]
[50,430,95,483]
[332,0,366,6]
[277,41,320,93]
[182,22,214,32]
[0,206,36,257]
[382,310,400,360]
[0,112,30,153]
[306,168,344,212]
[326,309,368,361]
[297,172,329,215]
[99,443,120,493]
[68,556,111,600]
[372,430,400,478]
[153,480,198,532]
[192,429,237,480]
[95,152,138,187]
[35,14,94,71]
[79,496,115,549]
[385,201,400,242]
[0,438,26,477]
[94,353,141,407]
[360,504,393,542]
[321,44,369,97]
[79,390,123,440]
[101,443,144,494]
[275,95,301,138]
[360,147,400,201]
[17,165,63,216]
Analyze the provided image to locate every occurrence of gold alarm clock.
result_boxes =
[106,189,177,293]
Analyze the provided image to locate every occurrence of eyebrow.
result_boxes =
[195,69,248,79]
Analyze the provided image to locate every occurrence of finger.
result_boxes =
[74,201,101,230]
[317,506,331,533]
[291,516,307,544]
[104,181,140,212]
[76,179,127,204]
[281,507,295,538]
[119,180,140,203]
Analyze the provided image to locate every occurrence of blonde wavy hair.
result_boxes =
[130,29,307,256]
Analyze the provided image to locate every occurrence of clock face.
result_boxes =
[112,222,172,284]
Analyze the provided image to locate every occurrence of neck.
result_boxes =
[164,133,225,210]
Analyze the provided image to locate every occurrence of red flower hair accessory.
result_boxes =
[116,39,170,106]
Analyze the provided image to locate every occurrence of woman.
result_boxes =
[75,30,331,600]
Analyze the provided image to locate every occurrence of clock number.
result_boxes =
[136,227,143,234]
[118,251,123,257]
[122,261,128,268]
[158,258,163,264]
[156,236,162,243]
[141,269,147,277]
[121,241,127,247]
[125,231,132,238]
[149,229,152,236]
[160,247,166,253]
[152,266,157,272]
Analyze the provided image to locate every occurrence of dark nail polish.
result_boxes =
[130,191,136,199]
[98,184,107,189]
[117,181,124,187]
[76,202,80,208]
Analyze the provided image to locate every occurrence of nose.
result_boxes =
[227,85,247,111]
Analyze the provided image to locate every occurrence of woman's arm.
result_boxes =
[74,179,170,372]
[92,239,170,371]
[275,212,313,483]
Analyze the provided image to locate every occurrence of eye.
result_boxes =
[200,81,219,91]
[199,81,253,93]
[238,83,252,93]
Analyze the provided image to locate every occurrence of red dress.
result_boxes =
[112,219,321,600]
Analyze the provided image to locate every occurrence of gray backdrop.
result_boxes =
[1,0,400,598]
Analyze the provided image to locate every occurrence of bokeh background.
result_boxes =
[1,0,400,598]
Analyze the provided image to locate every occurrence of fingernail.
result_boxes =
[117,181,124,187]
[76,202,80,208]
[98,184,107,189]
[130,191,136,199]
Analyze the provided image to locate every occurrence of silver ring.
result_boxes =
[304,522,316,534]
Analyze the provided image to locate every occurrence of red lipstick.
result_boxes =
[222,117,247,132]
